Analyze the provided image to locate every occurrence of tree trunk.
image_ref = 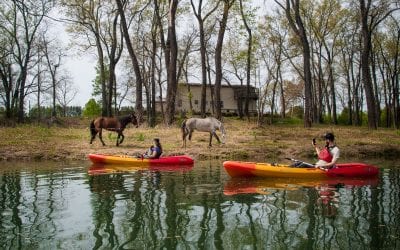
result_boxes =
[107,12,122,117]
[37,62,41,120]
[371,53,381,126]
[239,0,252,119]
[192,0,207,117]
[165,0,179,125]
[316,44,324,123]
[359,0,378,129]
[115,0,144,119]
[325,45,337,124]
[277,0,313,127]
[18,60,29,122]
[343,49,353,125]
[214,0,232,120]
[190,0,219,118]
[1,64,13,119]
[150,15,157,128]
[51,65,57,117]
[278,61,286,118]
[393,29,400,128]
[94,32,108,117]
[352,51,362,125]
[200,22,208,118]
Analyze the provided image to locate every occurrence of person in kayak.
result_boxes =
[142,138,163,159]
[313,132,340,170]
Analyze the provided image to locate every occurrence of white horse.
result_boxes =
[181,117,226,147]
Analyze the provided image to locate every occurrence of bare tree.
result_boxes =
[239,0,253,119]
[275,0,313,127]
[115,0,144,120]
[214,0,235,120]
[42,36,63,117]
[358,0,399,129]
[103,8,124,116]
[0,0,53,122]
[165,0,179,125]
[190,0,220,117]
[61,0,110,116]
[56,74,77,116]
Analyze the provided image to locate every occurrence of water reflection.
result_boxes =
[0,161,399,249]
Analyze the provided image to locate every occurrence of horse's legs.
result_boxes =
[182,131,187,148]
[90,130,97,144]
[209,129,220,147]
[182,128,191,148]
[98,129,106,146]
[116,134,120,146]
[213,131,221,143]
[118,133,125,145]
[188,130,193,141]
[209,132,213,147]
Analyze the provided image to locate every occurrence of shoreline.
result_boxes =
[0,120,399,165]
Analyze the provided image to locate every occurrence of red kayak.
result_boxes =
[223,161,379,178]
[88,153,194,166]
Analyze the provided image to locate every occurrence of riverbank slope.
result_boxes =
[0,118,399,165]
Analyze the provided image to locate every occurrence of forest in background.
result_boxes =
[0,0,399,129]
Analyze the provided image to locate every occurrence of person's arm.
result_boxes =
[148,150,158,159]
[318,158,337,168]
[313,141,321,155]
[143,146,153,158]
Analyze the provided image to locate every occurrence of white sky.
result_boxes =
[45,10,97,107]
[64,55,96,107]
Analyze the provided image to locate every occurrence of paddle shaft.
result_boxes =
[285,157,315,167]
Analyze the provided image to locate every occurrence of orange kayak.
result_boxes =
[223,161,379,178]
[88,154,194,166]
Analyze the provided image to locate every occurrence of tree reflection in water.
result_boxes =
[0,162,399,249]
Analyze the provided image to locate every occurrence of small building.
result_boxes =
[175,83,259,115]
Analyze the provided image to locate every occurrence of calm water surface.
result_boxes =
[0,160,399,249]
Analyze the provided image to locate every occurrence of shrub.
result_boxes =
[83,99,101,118]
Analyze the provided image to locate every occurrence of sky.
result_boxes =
[64,55,96,107]
[46,10,97,107]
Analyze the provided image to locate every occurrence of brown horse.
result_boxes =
[90,114,138,146]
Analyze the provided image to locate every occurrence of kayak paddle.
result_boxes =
[285,157,315,168]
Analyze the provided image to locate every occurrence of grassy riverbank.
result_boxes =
[0,117,399,165]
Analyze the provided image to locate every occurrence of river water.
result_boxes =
[0,160,399,249]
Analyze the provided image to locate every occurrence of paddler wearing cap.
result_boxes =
[313,133,340,170]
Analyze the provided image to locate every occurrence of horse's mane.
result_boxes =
[118,114,134,126]
[118,114,131,121]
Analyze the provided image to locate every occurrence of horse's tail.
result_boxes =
[219,121,226,143]
[181,119,187,133]
[90,119,96,137]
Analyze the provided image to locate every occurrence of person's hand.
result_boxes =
[315,164,328,171]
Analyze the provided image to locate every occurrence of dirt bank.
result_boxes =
[0,119,399,164]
